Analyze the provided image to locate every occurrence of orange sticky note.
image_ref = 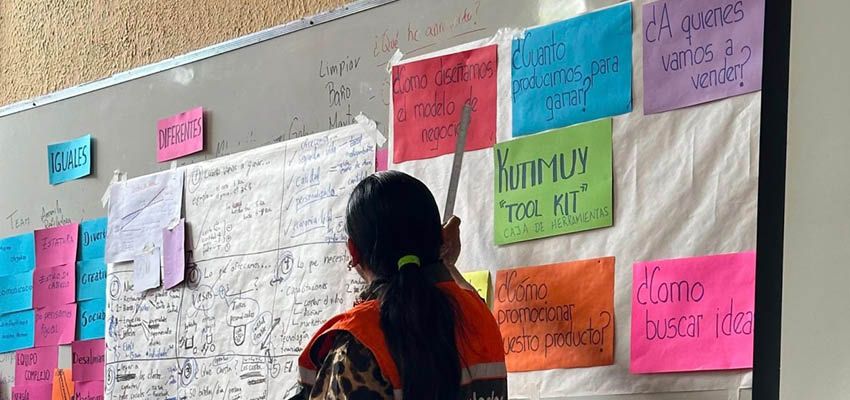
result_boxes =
[493,257,615,372]
[51,369,74,400]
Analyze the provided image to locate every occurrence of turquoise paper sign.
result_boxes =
[47,134,91,185]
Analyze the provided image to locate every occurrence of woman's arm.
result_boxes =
[441,216,477,293]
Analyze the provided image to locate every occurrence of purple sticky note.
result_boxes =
[12,383,53,399]
[15,346,58,386]
[34,304,76,347]
[74,380,104,400]
[157,106,204,162]
[642,0,764,114]
[162,219,185,290]
[33,264,75,308]
[376,149,388,172]
[34,223,78,269]
[71,339,105,381]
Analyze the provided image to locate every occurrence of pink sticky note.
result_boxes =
[642,0,765,114]
[74,380,103,400]
[12,383,53,400]
[34,304,76,347]
[15,346,58,386]
[630,251,756,373]
[34,223,78,269]
[157,106,204,162]
[71,339,104,381]
[33,264,75,308]
[376,149,388,172]
[162,219,185,290]
[391,46,497,163]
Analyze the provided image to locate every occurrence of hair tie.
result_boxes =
[397,255,421,270]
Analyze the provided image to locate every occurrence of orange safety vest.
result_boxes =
[298,281,506,399]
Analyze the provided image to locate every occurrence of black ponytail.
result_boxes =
[346,171,461,400]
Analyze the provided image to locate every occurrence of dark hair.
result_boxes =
[346,171,461,399]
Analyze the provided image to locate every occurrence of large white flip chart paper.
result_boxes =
[105,122,376,398]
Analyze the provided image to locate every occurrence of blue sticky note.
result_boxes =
[0,233,35,276]
[0,309,34,352]
[77,297,105,340]
[47,134,92,185]
[76,258,106,301]
[0,271,33,314]
[79,217,108,260]
[511,3,633,136]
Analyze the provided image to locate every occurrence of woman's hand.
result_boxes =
[440,216,462,267]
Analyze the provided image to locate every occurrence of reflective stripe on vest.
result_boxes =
[298,281,506,394]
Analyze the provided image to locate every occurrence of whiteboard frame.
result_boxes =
[0,0,398,118]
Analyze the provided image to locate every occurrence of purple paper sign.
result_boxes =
[642,0,764,114]
[162,219,185,289]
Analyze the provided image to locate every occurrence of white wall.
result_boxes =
[781,0,850,398]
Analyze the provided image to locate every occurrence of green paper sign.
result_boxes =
[493,119,613,245]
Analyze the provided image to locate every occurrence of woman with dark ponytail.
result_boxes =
[293,171,507,400]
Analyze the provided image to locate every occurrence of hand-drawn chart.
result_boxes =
[105,122,376,399]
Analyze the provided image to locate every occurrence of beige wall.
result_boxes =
[0,0,347,107]
[781,0,850,398]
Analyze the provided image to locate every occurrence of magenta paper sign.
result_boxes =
[642,0,764,114]
[71,339,105,381]
[34,303,76,347]
[15,346,58,386]
[12,383,53,399]
[34,223,78,269]
[162,219,185,289]
[631,251,755,373]
[376,149,388,172]
[157,106,203,162]
[33,264,75,308]
[74,380,104,400]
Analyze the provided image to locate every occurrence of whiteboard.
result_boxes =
[0,0,757,399]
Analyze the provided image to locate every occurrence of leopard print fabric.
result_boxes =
[290,332,394,400]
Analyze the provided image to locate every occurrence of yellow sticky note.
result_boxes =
[462,270,491,306]
[52,368,74,400]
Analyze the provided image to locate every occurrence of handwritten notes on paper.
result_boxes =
[157,106,204,162]
[0,233,35,274]
[76,258,106,302]
[105,169,183,263]
[106,122,376,398]
[493,119,613,245]
[162,219,185,289]
[630,251,755,373]
[642,0,765,113]
[47,134,91,185]
[0,310,34,352]
[512,3,633,136]
[15,346,58,386]
[494,257,615,371]
[462,270,491,306]
[0,271,33,314]
[132,248,160,293]
[34,223,78,269]
[78,217,107,261]
[34,304,76,347]
[77,298,105,340]
[72,339,105,381]
[392,46,497,163]
[33,264,75,308]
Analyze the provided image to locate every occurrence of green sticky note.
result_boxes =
[462,270,491,306]
[493,118,613,245]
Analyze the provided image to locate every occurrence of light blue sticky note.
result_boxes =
[79,217,107,260]
[0,233,35,276]
[77,297,105,340]
[0,309,34,352]
[511,3,633,136]
[76,258,106,301]
[0,271,33,314]
[47,134,92,185]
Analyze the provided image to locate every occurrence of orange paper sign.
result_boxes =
[493,257,615,371]
[51,369,74,400]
